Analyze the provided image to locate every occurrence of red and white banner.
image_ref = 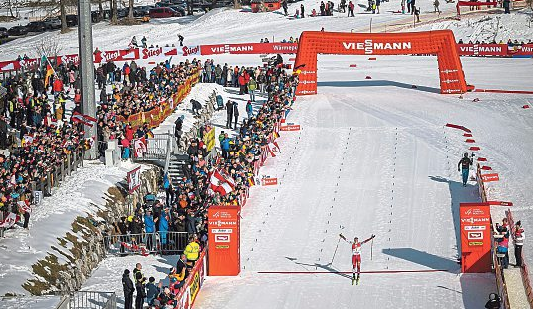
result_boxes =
[71,111,97,127]
[133,137,148,158]
[94,48,140,63]
[175,249,207,309]
[209,168,236,196]
[127,166,142,193]
[262,177,278,186]
[0,212,19,228]
[201,43,298,55]
[481,173,499,182]
[456,44,508,57]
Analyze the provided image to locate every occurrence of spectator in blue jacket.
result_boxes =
[145,277,161,306]
[221,133,231,159]
[144,209,156,251]
[159,207,170,252]
[163,173,173,206]
[246,100,253,119]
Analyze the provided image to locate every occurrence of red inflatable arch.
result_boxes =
[294,30,468,95]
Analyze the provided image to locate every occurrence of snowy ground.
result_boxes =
[80,54,533,309]
[416,9,533,42]
[1,1,532,307]
[0,0,460,60]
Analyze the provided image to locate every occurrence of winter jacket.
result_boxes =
[122,273,134,296]
[248,79,257,91]
[184,241,200,261]
[145,283,159,305]
[221,138,231,151]
[144,214,155,233]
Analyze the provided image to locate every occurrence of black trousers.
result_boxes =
[124,293,133,309]
[515,245,523,266]
[135,295,144,309]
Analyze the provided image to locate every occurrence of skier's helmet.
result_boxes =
[354,236,359,242]
[464,152,468,157]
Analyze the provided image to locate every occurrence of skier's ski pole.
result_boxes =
[370,238,373,260]
[331,236,342,265]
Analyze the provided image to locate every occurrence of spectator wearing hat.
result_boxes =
[144,209,156,251]
[233,101,240,129]
[122,269,134,309]
[514,220,525,267]
[497,227,510,269]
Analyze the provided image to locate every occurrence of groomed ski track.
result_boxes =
[189,55,533,309]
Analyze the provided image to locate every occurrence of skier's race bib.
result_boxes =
[352,243,362,255]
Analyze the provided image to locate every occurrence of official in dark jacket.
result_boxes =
[122,269,134,309]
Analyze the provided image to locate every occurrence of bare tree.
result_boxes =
[110,0,118,23]
[98,0,104,21]
[32,36,63,64]
[60,0,68,33]
[233,0,241,9]
[187,0,193,15]
[128,0,134,20]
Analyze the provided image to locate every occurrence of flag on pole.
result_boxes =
[209,168,236,196]
[0,212,19,228]
[41,55,55,88]
[71,111,97,127]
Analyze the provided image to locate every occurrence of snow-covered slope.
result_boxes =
[416,9,533,42]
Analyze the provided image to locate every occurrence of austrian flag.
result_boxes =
[209,168,236,196]
[72,111,97,127]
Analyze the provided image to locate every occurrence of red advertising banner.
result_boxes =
[460,202,492,273]
[174,249,207,309]
[208,205,241,276]
[456,44,508,57]
[509,44,533,56]
[94,48,140,63]
[200,43,298,55]
[262,177,278,186]
[481,173,499,182]
[279,124,301,131]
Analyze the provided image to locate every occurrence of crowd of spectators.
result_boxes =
[0,59,89,222]
[115,62,298,308]
[0,53,204,230]
[94,58,201,159]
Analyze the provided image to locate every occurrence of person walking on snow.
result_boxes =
[340,233,375,283]
[458,152,473,186]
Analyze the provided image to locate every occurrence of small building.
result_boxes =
[251,0,281,13]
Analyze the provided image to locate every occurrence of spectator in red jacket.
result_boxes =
[238,73,246,95]
[52,77,64,95]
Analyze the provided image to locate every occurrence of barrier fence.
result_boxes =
[174,248,207,309]
[103,231,188,256]
[506,209,533,308]
[68,291,116,309]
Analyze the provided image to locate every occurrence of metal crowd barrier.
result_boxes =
[103,231,188,256]
[68,291,116,309]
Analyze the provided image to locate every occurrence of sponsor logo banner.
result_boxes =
[280,124,301,131]
[457,44,508,56]
[481,173,499,182]
[468,231,483,240]
[215,234,230,242]
[201,43,298,55]
[262,177,278,186]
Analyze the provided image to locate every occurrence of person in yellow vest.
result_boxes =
[184,234,200,267]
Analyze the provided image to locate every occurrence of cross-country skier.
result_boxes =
[458,152,473,186]
[340,233,375,284]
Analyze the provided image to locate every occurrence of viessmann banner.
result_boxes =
[1,42,532,73]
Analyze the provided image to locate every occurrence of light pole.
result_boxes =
[78,0,97,159]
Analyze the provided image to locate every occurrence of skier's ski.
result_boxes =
[356,274,360,285]
[352,273,356,285]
